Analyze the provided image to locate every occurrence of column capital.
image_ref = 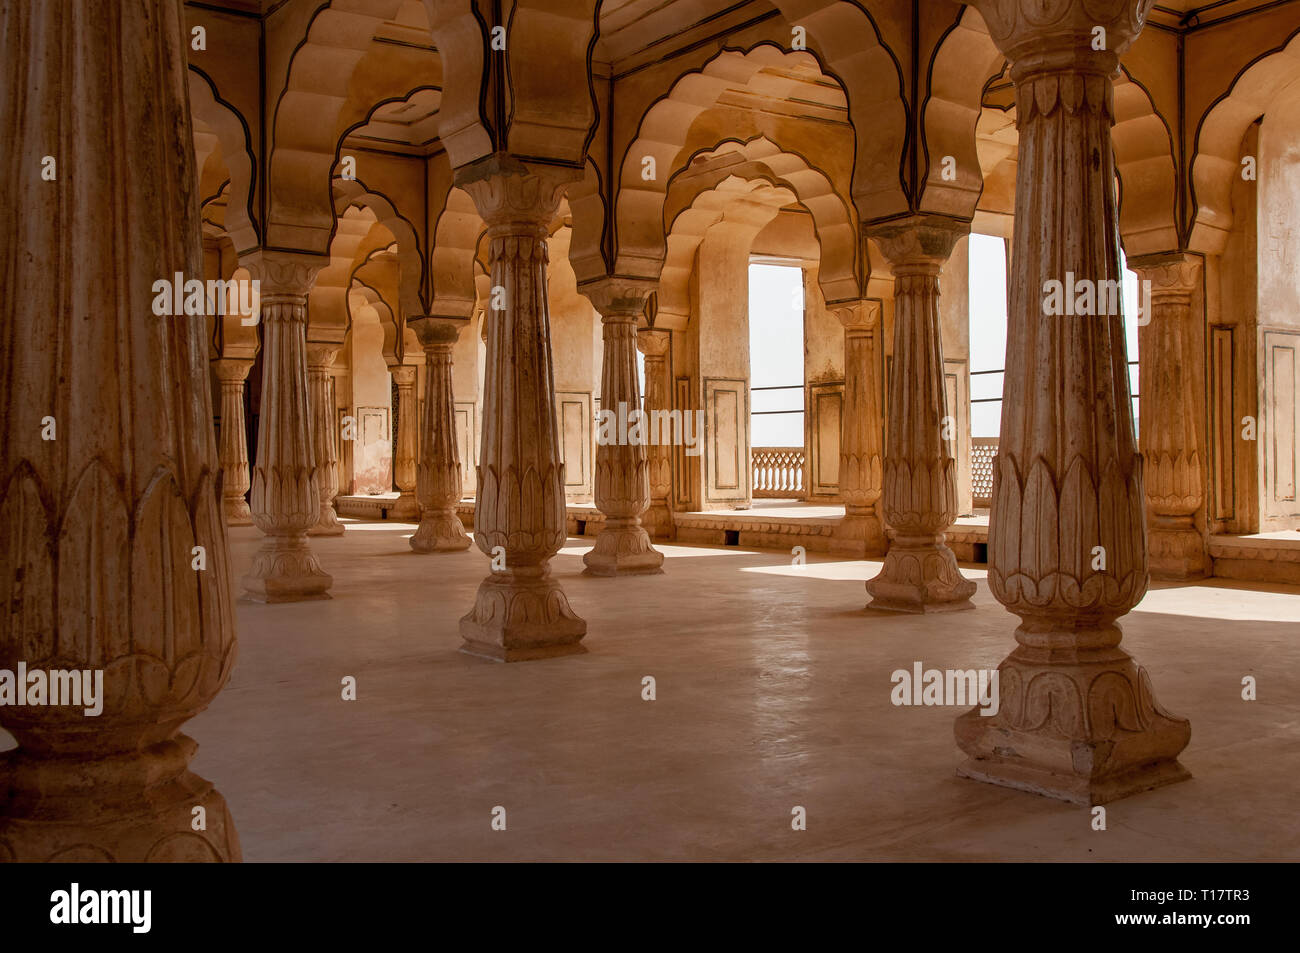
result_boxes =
[579,276,657,319]
[409,314,470,347]
[239,250,327,297]
[305,342,342,369]
[636,327,671,358]
[961,0,1153,74]
[211,357,253,382]
[455,154,582,231]
[389,363,418,386]
[1127,252,1203,297]
[832,299,883,331]
[865,215,969,271]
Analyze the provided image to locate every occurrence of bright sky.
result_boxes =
[967,233,1141,437]
[741,246,1142,447]
[748,263,805,446]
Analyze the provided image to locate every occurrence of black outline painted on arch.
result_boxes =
[188,65,261,245]
[331,173,429,318]
[558,157,612,280]
[324,84,448,312]
[660,134,860,304]
[917,5,1001,218]
[1114,64,1181,251]
[348,258,403,362]
[1187,21,1300,244]
[479,0,502,153]
[428,182,490,310]
[265,1,439,252]
[612,39,869,272]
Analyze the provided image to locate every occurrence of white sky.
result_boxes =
[967,233,1141,437]
[748,263,805,446]
[739,248,1142,447]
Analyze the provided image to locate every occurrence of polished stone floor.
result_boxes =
[172,521,1300,861]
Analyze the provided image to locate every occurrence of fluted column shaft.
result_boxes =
[834,301,887,557]
[1131,255,1207,578]
[213,358,254,526]
[955,0,1188,805]
[865,223,975,612]
[241,253,332,602]
[0,0,238,860]
[583,280,663,576]
[637,329,674,540]
[390,364,421,519]
[457,158,586,661]
[306,343,345,536]
[410,318,471,552]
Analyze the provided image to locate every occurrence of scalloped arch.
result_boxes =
[188,68,259,253]
[663,137,859,303]
[1190,28,1300,254]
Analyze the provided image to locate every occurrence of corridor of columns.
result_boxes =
[3,0,1300,866]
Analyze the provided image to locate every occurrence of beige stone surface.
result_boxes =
[9,0,1300,859]
[173,524,1300,861]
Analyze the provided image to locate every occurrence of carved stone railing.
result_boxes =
[752,446,806,499]
[971,437,998,508]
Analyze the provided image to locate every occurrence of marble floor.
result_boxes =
[177,520,1300,861]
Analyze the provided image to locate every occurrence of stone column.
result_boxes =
[409,316,472,552]
[833,300,887,557]
[213,358,255,526]
[1130,254,1208,578]
[637,328,675,540]
[955,0,1189,804]
[306,343,345,536]
[241,251,332,602]
[581,278,664,576]
[390,363,421,520]
[865,218,976,612]
[0,0,239,860]
[457,156,586,661]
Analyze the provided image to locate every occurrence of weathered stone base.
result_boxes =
[954,648,1192,805]
[866,535,975,612]
[391,492,421,521]
[0,738,241,862]
[411,509,472,553]
[831,510,888,558]
[955,754,1190,806]
[223,498,253,526]
[459,566,587,661]
[241,535,332,602]
[307,503,346,537]
[1149,522,1209,580]
[642,502,675,541]
[583,519,664,576]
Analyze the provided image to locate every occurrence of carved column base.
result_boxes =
[954,645,1191,805]
[866,533,975,612]
[224,497,253,527]
[391,492,421,521]
[307,503,346,537]
[832,505,888,558]
[583,518,665,576]
[241,535,333,602]
[642,502,675,541]
[1149,515,1209,580]
[459,566,588,662]
[0,738,240,862]
[411,508,472,553]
